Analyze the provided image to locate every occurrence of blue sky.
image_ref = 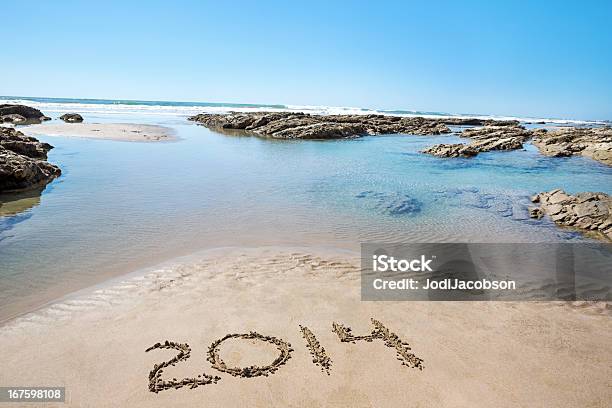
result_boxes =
[2,0,611,120]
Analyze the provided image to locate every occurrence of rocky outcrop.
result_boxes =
[422,143,479,157]
[423,125,542,158]
[0,127,54,159]
[442,118,519,127]
[424,125,612,164]
[0,104,50,124]
[188,112,453,139]
[529,189,612,241]
[190,113,612,166]
[459,125,543,153]
[60,113,84,123]
[461,125,535,144]
[531,126,612,166]
[470,136,525,152]
[0,127,61,193]
[0,114,27,124]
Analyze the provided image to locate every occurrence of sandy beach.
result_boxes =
[0,247,609,408]
[22,122,176,142]
[2,1,611,406]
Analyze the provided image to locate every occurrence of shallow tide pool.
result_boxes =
[1,113,611,319]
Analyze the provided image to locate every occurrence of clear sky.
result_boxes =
[2,0,611,120]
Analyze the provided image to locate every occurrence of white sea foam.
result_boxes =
[1,97,603,124]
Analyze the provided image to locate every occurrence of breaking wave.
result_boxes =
[0,96,601,124]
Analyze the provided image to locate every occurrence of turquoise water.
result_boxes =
[0,109,611,320]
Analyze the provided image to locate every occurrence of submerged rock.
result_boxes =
[60,113,84,123]
[531,126,612,166]
[434,188,536,223]
[356,191,422,216]
[189,112,453,139]
[530,189,612,240]
[0,127,61,193]
[0,104,50,124]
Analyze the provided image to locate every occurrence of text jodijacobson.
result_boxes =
[372,278,516,291]
[370,254,516,291]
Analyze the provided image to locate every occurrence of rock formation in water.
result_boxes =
[529,189,612,240]
[0,114,27,124]
[60,113,84,123]
[189,112,611,167]
[0,104,50,124]
[423,125,545,158]
[355,191,422,216]
[442,118,520,127]
[0,127,61,193]
[423,124,612,166]
[422,143,479,158]
[461,125,537,150]
[188,112,453,139]
[531,126,612,166]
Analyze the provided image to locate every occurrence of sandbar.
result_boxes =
[22,122,176,142]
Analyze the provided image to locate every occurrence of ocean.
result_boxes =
[1,96,604,124]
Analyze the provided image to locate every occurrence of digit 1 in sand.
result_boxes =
[299,325,333,375]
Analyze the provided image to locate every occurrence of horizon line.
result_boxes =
[1,94,609,123]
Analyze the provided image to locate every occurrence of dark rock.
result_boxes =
[59,113,84,123]
[530,189,611,240]
[1,114,27,124]
[442,118,520,127]
[0,127,60,193]
[0,148,61,193]
[189,112,455,139]
[191,113,612,167]
[0,127,53,159]
[0,104,50,124]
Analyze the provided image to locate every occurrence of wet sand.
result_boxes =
[22,122,175,142]
[0,247,609,407]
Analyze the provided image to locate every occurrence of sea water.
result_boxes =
[0,97,610,320]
